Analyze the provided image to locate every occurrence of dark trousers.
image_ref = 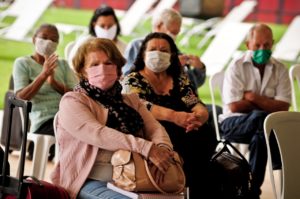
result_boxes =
[220,110,281,197]
[161,120,217,199]
[33,119,55,136]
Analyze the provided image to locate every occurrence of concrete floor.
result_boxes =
[6,151,279,199]
[1,110,279,198]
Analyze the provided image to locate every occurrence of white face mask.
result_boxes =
[35,37,58,57]
[145,51,171,73]
[94,24,117,40]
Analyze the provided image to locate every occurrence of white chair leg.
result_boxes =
[26,134,55,179]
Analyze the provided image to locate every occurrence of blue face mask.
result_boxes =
[252,49,272,65]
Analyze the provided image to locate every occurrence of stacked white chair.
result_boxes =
[209,70,250,159]
[264,111,300,199]
[289,64,300,111]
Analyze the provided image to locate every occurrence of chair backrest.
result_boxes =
[179,0,256,48]
[209,70,225,140]
[264,111,300,199]
[196,0,257,50]
[64,41,75,61]
[273,15,300,63]
[289,64,300,111]
[120,0,157,36]
[202,22,253,76]
[209,70,250,160]
[0,0,26,20]
[1,0,53,41]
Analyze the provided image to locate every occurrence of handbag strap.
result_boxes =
[143,158,185,194]
[213,140,249,163]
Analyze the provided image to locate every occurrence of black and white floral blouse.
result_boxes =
[122,72,204,112]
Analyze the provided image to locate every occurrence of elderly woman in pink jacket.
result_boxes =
[51,38,174,199]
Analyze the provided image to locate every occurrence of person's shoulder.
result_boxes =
[226,52,251,75]
[62,91,89,103]
[14,56,34,68]
[270,57,287,69]
[127,37,144,47]
[57,58,72,70]
[14,56,32,63]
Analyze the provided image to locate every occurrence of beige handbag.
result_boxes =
[111,150,186,194]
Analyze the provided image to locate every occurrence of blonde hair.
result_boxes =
[72,38,126,79]
[152,8,182,30]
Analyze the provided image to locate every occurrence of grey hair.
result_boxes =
[151,8,182,30]
[246,23,273,42]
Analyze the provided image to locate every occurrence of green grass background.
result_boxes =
[0,7,298,110]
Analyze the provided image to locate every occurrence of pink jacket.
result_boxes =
[50,92,172,199]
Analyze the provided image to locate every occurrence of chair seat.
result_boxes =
[16,134,55,180]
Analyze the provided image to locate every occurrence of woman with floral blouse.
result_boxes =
[122,32,217,199]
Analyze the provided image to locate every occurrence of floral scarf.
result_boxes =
[76,79,144,136]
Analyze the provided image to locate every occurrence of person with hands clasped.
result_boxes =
[122,32,217,199]
[50,38,175,199]
[13,23,77,160]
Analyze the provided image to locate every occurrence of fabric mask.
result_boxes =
[86,64,118,90]
[252,49,272,65]
[94,24,117,40]
[145,51,171,73]
[35,37,58,57]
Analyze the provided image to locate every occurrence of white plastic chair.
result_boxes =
[1,89,55,180]
[264,111,300,199]
[17,108,55,180]
[26,133,55,179]
[197,0,257,50]
[120,0,157,36]
[0,0,26,21]
[201,22,253,76]
[0,0,53,41]
[65,36,90,70]
[209,70,250,159]
[179,0,256,48]
[64,40,75,62]
[273,15,300,63]
[55,22,87,42]
[289,64,300,111]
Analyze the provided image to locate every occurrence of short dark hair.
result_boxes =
[34,23,59,42]
[133,32,181,78]
[88,5,121,38]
